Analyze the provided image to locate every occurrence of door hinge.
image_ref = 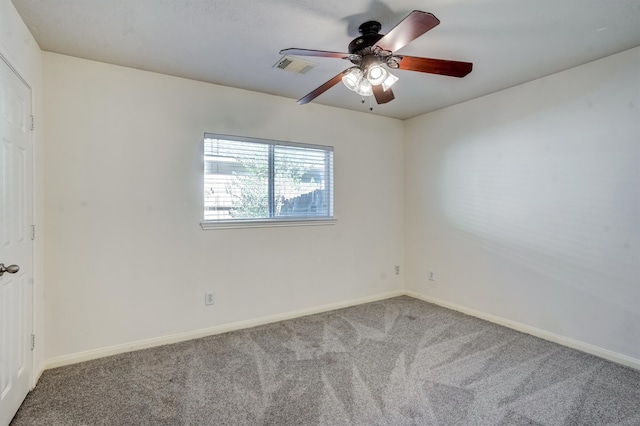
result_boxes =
[31,334,36,351]
[31,225,36,240]
[30,115,35,131]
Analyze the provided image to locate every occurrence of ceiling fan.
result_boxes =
[280,10,473,108]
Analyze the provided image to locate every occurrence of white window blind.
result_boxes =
[203,133,334,226]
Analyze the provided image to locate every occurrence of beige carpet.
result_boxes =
[11,296,640,425]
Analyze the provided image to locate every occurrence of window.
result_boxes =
[202,133,334,228]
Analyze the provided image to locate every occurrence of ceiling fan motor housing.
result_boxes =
[348,21,384,54]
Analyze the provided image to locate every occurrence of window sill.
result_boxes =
[200,218,337,230]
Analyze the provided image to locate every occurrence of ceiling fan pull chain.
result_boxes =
[361,96,365,104]
[369,95,374,111]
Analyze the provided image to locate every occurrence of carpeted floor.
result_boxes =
[10,296,640,425]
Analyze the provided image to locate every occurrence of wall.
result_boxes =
[405,47,640,362]
[43,52,405,361]
[0,0,45,378]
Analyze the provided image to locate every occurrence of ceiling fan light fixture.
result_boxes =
[366,65,387,85]
[355,78,373,96]
[381,71,399,91]
[386,57,401,69]
[342,67,363,91]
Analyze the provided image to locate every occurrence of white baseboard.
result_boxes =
[404,290,640,371]
[43,289,639,372]
[44,290,405,370]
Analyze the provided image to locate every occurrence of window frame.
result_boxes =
[200,133,336,230]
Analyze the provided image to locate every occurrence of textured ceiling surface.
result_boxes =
[12,0,640,119]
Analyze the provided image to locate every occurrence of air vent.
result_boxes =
[273,55,316,74]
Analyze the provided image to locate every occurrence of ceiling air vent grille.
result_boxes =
[274,56,315,74]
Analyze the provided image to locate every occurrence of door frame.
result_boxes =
[0,50,37,390]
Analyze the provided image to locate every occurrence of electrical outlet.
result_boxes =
[428,271,436,281]
[395,265,400,275]
[205,292,214,306]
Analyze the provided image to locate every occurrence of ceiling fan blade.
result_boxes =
[375,11,440,53]
[297,70,348,105]
[397,56,473,77]
[372,85,395,104]
[280,48,351,59]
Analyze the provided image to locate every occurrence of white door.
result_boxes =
[0,55,33,426]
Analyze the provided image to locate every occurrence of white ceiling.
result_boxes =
[12,0,640,120]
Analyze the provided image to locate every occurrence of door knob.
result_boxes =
[0,263,20,276]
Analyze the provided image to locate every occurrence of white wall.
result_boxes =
[0,0,45,377]
[405,47,640,360]
[43,52,405,360]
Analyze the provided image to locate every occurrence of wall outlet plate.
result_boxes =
[205,292,214,306]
